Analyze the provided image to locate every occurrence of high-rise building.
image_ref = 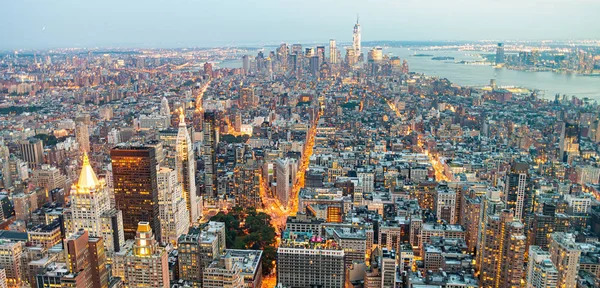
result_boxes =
[0,240,23,287]
[176,111,199,223]
[157,167,189,246]
[504,162,530,221]
[178,227,219,287]
[66,230,109,288]
[479,210,526,288]
[75,122,90,152]
[234,159,261,209]
[309,56,320,77]
[559,121,580,163]
[329,39,337,64]
[275,158,294,208]
[496,43,505,65]
[527,246,558,288]
[277,233,345,288]
[548,232,581,288]
[435,187,456,224]
[19,138,44,168]
[111,145,160,240]
[70,153,122,254]
[124,222,169,288]
[203,111,218,199]
[160,97,170,117]
[202,257,243,288]
[242,55,249,75]
[352,15,361,62]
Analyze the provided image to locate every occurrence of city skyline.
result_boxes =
[3,0,600,50]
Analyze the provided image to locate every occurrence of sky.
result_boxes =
[2,0,600,50]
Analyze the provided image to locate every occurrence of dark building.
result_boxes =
[496,43,505,64]
[111,145,159,240]
[504,162,531,221]
[203,111,218,199]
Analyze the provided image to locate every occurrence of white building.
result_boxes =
[157,167,190,246]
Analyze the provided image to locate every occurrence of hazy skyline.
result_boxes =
[3,0,600,50]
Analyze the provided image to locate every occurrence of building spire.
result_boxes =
[77,151,100,190]
[179,108,186,127]
[357,14,359,24]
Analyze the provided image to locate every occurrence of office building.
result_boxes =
[549,232,581,288]
[202,256,244,288]
[111,145,160,240]
[479,210,526,288]
[527,246,558,288]
[277,234,345,288]
[496,43,505,65]
[352,16,361,62]
[504,162,530,221]
[176,110,199,223]
[75,122,90,152]
[157,167,189,246]
[123,222,169,288]
[177,227,219,287]
[160,97,170,117]
[329,39,337,64]
[70,153,121,254]
[559,121,580,163]
[66,230,108,288]
[203,111,218,199]
[0,240,23,287]
[19,138,44,168]
[234,159,261,209]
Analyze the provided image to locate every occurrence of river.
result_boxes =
[218,47,600,101]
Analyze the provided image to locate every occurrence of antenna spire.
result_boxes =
[357,14,359,24]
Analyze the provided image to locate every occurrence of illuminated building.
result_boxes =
[277,232,345,288]
[435,186,456,224]
[329,39,337,64]
[70,153,123,254]
[204,62,213,77]
[111,145,160,240]
[479,210,526,288]
[202,256,244,288]
[177,227,219,287]
[496,43,505,65]
[27,219,62,249]
[203,111,218,199]
[461,190,481,253]
[66,230,109,288]
[548,232,581,288]
[559,121,580,163]
[176,110,199,223]
[239,87,255,109]
[331,227,367,266]
[475,188,504,272]
[124,222,169,288]
[527,246,558,288]
[234,159,261,209]
[0,240,23,287]
[504,162,530,221]
[220,249,263,288]
[157,167,189,246]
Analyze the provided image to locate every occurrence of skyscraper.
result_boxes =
[479,210,526,288]
[157,166,189,246]
[160,97,170,117]
[352,15,361,62]
[75,116,90,152]
[527,246,558,288]
[504,162,530,221]
[19,138,44,168]
[329,39,337,64]
[275,158,293,208]
[559,121,580,163]
[176,110,199,223]
[178,227,219,287]
[66,230,109,288]
[277,234,345,288]
[70,152,123,254]
[242,55,249,75]
[111,145,160,240]
[203,111,218,199]
[124,222,169,288]
[496,43,505,65]
[548,233,581,288]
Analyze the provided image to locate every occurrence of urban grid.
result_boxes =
[1,4,600,288]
